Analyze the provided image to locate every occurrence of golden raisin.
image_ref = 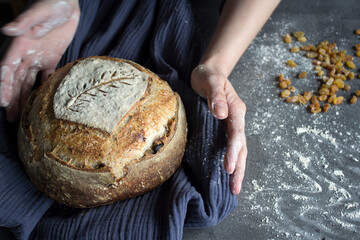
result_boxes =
[328,95,336,104]
[335,62,343,68]
[287,86,296,92]
[328,42,336,50]
[348,72,355,80]
[321,84,330,89]
[356,90,360,96]
[343,84,351,91]
[356,51,360,57]
[302,45,314,51]
[305,52,319,58]
[350,96,357,104]
[293,32,305,38]
[339,73,347,81]
[330,84,339,93]
[334,79,344,89]
[317,71,324,77]
[291,46,300,53]
[280,81,287,89]
[284,33,292,43]
[314,66,322,71]
[279,73,285,81]
[326,78,334,86]
[298,94,307,105]
[318,48,326,55]
[323,103,331,112]
[344,54,354,62]
[318,95,328,101]
[355,29,360,35]
[285,79,292,85]
[311,95,319,104]
[281,89,291,98]
[318,88,330,95]
[303,91,313,101]
[346,61,356,69]
[286,96,298,103]
[298,71,308,78]
[309,104,321,114]
[333,96,344,105]
[313,60,321,65]
[324,54,330,63]
[355,44,360,51]
[309,44,317,51]
[298,36,307,42]
[287,60,297,67]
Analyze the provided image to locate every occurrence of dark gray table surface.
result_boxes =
[1,0,359,239]
[184,0,360,239]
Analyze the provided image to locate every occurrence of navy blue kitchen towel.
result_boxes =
[0,0,237,239]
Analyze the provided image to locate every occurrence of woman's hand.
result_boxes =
[192,0,280,194]
[191,64,247,195]
[0,0,80,121]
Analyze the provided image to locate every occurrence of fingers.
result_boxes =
[19,68,38,116]
[0,37,25,108]
[5,65,24,122]
[229,141,247,194]
[2,0,73,38]
[0,66,14,107]
[223,82,246,171]
[3,66,38,122]
[0,37,40,121]
[0,58,21,107]
[222,82,247,194]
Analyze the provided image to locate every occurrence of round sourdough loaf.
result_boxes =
[18,56,187,208]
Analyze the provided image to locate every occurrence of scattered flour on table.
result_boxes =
[231,17,360,239]
[296,126,337,145]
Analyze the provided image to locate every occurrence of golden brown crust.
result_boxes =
[18,56,187,208]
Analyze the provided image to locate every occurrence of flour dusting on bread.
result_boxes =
[53,58,148,133]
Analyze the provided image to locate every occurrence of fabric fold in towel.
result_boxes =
[0,0,238,239]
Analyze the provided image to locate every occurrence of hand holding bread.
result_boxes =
[0,0,80,121]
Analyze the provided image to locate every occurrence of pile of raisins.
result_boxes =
[278,30,360,113]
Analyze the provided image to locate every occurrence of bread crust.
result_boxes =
[18,56,187,208]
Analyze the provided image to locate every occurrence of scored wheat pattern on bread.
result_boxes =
[53,58,149,133]
[65,76,134,112]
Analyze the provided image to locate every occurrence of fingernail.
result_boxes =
[2,23,21,36]
[232,186,241,195]
[213,103,227,119]
[0,86,9,107]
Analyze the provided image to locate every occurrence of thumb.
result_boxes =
[204,74,228,120]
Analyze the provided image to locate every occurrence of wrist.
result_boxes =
[198,55,232,78]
